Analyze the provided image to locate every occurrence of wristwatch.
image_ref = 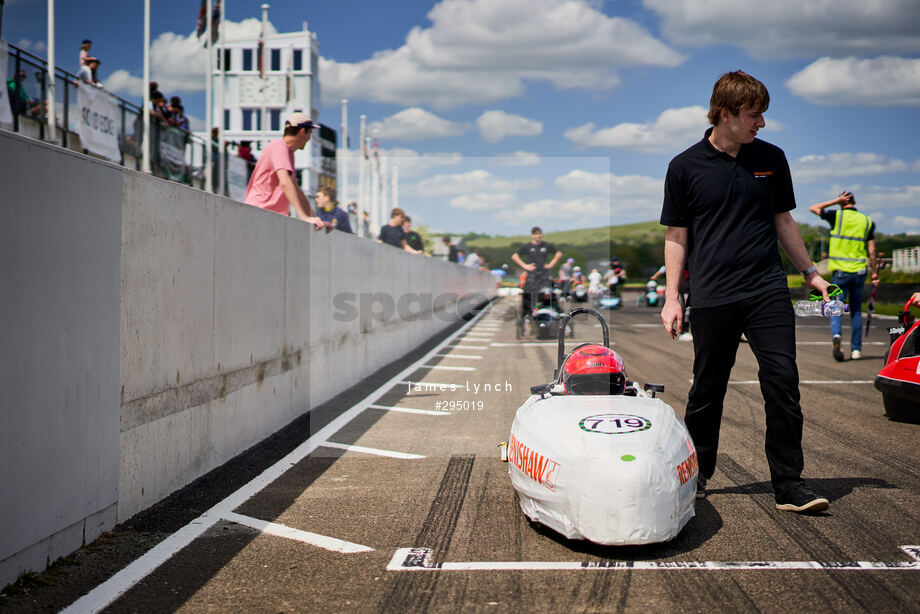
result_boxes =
[800,264,818,278]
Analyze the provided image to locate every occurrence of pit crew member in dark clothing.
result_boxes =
[511,226,562,317]
[659,70,832,514]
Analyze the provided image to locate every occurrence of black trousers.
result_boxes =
[685,289,804,493]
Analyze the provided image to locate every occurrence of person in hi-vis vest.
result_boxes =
[808,191,878,361]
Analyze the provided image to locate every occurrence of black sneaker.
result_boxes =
[775,484,829,513]
[696,475,707,499]
[832,336,843,362]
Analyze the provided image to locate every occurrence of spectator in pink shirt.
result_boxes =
[243,112,324,229]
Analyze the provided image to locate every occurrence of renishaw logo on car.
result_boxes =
[578,414,652,435]
[675,451,699,486]
[508,434,560,492]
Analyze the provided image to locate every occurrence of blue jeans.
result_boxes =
[830,270,866,351]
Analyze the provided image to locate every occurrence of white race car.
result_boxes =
[506,308,698,545]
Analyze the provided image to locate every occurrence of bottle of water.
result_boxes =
[794,299,849,317]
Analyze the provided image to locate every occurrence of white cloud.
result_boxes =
[564,106,707,153]
[555,170,662,201]
[791,152,912,183]
[367,108,469,142]
[411,169,541,197]
[786,56,920,107]
[320,0,684,108]
[851,185,920,209]
[104,19,271,97]
[450,192,516,211]
[893,215,920,229]
[375,148,463,179]
[476,110,542,143]
[491,151,542,166]
[103,69,145,97]
[15,39,46,53]
[493,197,612,225]
[644,0,920,59]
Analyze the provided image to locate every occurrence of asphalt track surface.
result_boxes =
[4,294,920,613]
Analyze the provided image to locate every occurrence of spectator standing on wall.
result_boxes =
[808,190,877,361]
[7,70,42,117]
[443,236,460,263]
[362,210,371,238]
[403,216,424,252]
[315,186,353,234]
[77,58,101,86]
[464,249,482,269]
[243,112,324,229]
[379,208,419,253]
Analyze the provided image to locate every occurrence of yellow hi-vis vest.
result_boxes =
[828,208,871,273]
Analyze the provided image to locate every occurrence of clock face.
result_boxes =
[238,76,285,105]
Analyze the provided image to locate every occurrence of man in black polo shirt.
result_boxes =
[660,70,833,514]
[511,226,562,317]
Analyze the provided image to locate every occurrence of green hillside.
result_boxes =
[463,220,920,282]
[465,221,666,277]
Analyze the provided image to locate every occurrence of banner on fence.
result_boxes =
[158,125,189,183]
[0,42,14,125]
[227,155,249,201]
[77,83,120,161]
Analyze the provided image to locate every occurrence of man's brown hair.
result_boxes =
[707,70,770,126]
[390,207,405,219]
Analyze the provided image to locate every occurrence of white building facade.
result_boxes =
[209,22,335,194]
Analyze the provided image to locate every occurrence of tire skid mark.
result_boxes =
[380,454,475,613]
[718,455,912,612]
[802,416,920,488]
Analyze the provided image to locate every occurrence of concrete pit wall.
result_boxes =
[0,129,495,587]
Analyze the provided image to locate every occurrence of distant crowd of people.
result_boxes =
[239,110,489,267]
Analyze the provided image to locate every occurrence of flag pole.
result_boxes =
[204,0,213,193]
[217,0,225,196]
[260,4,269,159]
[392,165,398,210]
[46,0,56,141]
[358,114,366,237]
[141,0,151,173]
[340,98,349,222]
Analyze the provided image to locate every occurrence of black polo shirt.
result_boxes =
[517,240,557,289]
[660,128,795,308]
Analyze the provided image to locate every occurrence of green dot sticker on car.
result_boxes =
[579,414,653,434]
[620,454,636,462]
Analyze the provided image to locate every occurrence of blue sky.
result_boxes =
[5,0,920,236]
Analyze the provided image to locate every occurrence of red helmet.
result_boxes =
[560,344,627,395]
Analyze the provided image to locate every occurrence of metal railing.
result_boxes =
[4,42,211,190]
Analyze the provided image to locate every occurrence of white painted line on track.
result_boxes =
[367,404,449,416]
[448,344,488,349]
[691,379,874,385]
[60,302,496,614]
[321,442,426,459]
[223,512,374,553]
[422,364,477,371]
[435,353,482,360]
[388,546,920,572]
[490,342,572,347]
[796,341,887,346]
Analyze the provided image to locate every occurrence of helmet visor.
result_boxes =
[567,373,626,396]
